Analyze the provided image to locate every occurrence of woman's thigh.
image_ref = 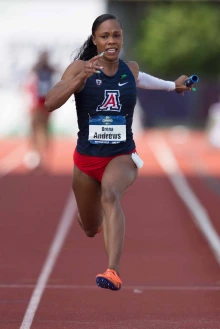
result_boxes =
[72,165,103,229]
[101,154,138,199]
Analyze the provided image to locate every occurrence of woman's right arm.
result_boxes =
[45,55,103,112]
[44,60,86,112]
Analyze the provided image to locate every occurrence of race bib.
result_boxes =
[88,115,126,144]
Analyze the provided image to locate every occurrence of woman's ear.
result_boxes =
[92,36,96,46]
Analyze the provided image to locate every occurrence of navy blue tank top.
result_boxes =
[74,59,136,157]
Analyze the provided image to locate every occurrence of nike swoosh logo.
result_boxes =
[118,82,128,86]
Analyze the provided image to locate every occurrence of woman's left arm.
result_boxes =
[137,71,175,91]
[127,62,191,93]
[137,72,192,94]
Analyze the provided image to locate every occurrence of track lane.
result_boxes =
[0,138,25,158]
[28,133,220,329]
[162,130,220,236]
[1,132,220,329]
[0,139,74,328]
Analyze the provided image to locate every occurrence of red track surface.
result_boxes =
[0,130,220,329]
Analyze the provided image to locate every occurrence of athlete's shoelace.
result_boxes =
[104,269,122,283]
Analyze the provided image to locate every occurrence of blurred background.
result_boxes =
[1,2,220,327]
[1,0,220,137]
[0,0,220,167]
[109,0,220,130]
[0,0,105,139]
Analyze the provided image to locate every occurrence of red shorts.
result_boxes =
[73,148,136,182]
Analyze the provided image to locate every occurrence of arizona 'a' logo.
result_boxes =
[96,90,122,112]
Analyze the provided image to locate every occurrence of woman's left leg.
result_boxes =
[100,154,138,275]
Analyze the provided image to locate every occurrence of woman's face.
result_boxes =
[93,19,123,61]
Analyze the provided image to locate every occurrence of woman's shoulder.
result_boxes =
[124,61,139,80]
[61,60,85,79]
[125,61,139,68]
[69,59,85,70]
[66,59,86,71]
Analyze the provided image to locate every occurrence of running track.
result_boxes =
[0,129,220,329]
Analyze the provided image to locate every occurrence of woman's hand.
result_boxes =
[78,54,104,80]
[174,75,192,95]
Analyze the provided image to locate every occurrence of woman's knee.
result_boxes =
[77,213,102,238]
[84,222,101,237]
[101,188,119,207]
[84,228,99,238]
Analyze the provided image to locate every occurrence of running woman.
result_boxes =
[45,14,191,291]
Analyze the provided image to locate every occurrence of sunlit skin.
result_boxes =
[44,17,193,282]
[92,20,123,65]
[45,17,192,110]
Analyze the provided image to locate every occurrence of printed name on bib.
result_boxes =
[88,115,126,144]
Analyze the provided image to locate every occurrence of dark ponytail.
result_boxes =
[73,14,123,61]
[73,35,97,61]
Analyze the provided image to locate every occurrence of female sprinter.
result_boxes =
[45,14,191,291]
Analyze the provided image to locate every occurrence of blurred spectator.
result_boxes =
[23,50,57,171]
[206,95,220,149]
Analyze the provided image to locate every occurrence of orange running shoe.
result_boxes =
[96,269,122,290]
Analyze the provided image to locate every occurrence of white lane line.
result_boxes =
[0,145,26,177]
[19,191,77,329]
[147,135,220,266]
[1,284,220,291]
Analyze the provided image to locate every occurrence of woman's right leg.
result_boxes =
[72,164,103,237]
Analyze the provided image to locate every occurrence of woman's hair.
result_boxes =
[73,14,123,61]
